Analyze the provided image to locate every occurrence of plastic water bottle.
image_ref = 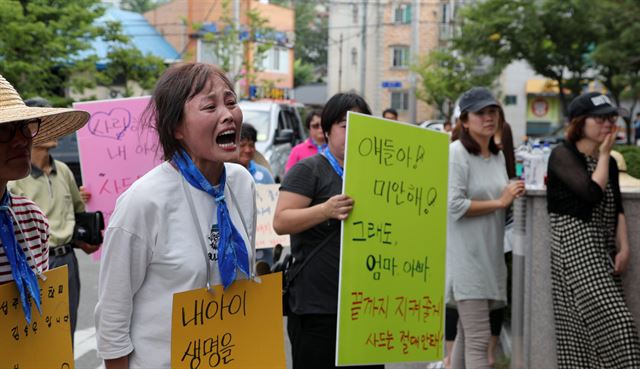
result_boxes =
[515,144,528,180]
[526,144,545,190]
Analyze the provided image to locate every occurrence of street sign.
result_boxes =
[381,81,402,89]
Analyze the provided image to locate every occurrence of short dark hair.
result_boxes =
[565,115,588,144]
[240,123,258,143]
[143,63,234,160]
[382,108,398,118]
[321,93,371,136]
[305,110,322,129]
[455,111,500,156]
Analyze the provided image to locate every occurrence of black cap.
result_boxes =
[568,92,618,120]
[458,87,499,114]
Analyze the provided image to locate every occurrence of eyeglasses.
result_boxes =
[0,118,42,143]
[310,123,322,130]
[589,114,617,123]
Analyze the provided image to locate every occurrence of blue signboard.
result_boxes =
[381,81,402,88]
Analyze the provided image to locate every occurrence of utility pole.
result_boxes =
[338,33,343,92]
[359,2,367,96]
[408,0,419,124]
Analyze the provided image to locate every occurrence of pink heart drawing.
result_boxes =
[88,108,132,140]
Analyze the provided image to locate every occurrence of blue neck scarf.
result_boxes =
[322,148,344,178]
[311,138,327,153]
[248,160,257,177]
[172,150,251,289]
[0,190,42,323]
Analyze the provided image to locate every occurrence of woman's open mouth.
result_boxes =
[216,129,237,151]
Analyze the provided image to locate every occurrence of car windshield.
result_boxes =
[241,110,271,142]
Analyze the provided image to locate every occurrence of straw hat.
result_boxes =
[0,74,89,145]
[611,150,640,191]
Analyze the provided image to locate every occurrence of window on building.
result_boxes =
[352,4,359,23]
[441,3,449,23]
[391,46,409,68]
[391,91,409,111]
[261,46,289,73]
[198,40,220,65]
[351,47,358,66]
[504,95,517,105]
[393,3,412,24]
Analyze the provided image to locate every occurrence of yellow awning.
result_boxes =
[526,79,560,94]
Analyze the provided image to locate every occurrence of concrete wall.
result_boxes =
[515,190,640,369]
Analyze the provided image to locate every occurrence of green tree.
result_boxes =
[120,0,164,13]
[293,1,328,69]
[454,0,600,116]
[591,0,640,143]
[294,59,315,87]
[270,0,328,79]
[195,0,274,96]
[96,21,166,97]
[412,49,501,122]
[0,0,104,104]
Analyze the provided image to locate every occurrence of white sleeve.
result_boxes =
[94,226,152,360]
[448,147,472,221]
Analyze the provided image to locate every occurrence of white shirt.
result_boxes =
[95,162,256,368]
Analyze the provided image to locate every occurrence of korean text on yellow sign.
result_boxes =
[336,112,449,366]
[0,266,73,369]
[171,272,285,369]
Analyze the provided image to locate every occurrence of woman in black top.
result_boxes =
[273,93,382,369]
[547,92,640,368]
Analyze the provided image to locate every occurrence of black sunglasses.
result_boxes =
[0,118,42,143]
[589,113,617,123]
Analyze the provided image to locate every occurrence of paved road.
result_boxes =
[73,252,438,369]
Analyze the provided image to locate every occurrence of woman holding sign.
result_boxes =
[274,93,383,369]
[95,63,257,369]
[446,87,525,369]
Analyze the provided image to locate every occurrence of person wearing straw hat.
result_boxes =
[0,74,89,328]
[9,96,99,344]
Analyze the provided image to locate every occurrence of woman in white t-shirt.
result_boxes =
[95,63,257,369]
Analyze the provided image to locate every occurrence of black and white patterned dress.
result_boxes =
[550,155,640,369]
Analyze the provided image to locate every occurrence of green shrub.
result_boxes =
[614,145,640,179]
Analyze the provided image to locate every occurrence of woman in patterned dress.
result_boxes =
[547,92,640,368]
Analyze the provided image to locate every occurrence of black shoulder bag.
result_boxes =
[281,234,335,316]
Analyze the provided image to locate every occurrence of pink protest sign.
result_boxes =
[74,97,162,235]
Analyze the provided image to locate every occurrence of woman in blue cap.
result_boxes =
[547,92,640,368]
[446,87,525,368]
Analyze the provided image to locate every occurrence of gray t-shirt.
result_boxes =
[445,140,508,309]
[280,154,342,315]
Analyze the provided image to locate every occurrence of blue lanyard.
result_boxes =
[311,138,327,153]
[322,148,343,178]
[248,160,257,176]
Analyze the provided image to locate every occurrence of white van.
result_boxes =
[239,101,307,182]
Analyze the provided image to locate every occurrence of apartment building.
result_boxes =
[327,0,440,123]
[145,0,294,99]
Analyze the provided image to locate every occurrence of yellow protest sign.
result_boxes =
[171,272,285,369]
[0,266,73,369]
[336,112,449,365]
[256,184,290,249]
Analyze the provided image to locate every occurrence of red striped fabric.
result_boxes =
[0,196,49,284]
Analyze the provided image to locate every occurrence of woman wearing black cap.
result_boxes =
[547,92,640,368]
[446,87,525,368]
